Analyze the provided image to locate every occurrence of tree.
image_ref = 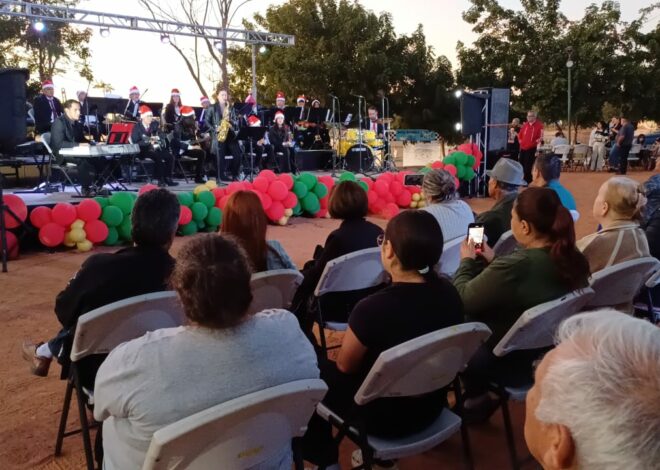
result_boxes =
[227,0,460,138]
[138,0,253,96]
[0,0,93,98]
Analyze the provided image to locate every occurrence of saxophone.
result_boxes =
[217,102,231,143]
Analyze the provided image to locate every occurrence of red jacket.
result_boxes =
[518,120,544,151]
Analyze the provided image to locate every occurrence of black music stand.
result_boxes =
[237,126,268,182]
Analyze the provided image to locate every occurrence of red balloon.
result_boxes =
[138,183,159,195]
[29,206,52,229]
[226,182,243,195]
[268,180,288,201]
[265,201,285,221]
[431,161,445,170]
[454,177,460,190]
[367,190,379,205]
[260,192,273,211]
[212,187,225,201]
[383,202,400,219]
[384,192,395,203]
[52,203,77,227]
[260,169,277,182]
[278,173,294,190]
[458,143,483,160]
[3,195,27,229]
[396,190,412,208]
[253,176,269,193]
[372,198,386,214]
[76,199,102,222]
[360,177,374,189]
[218,195,231,210]
[283,191,298,209]
[317,208,328,218]
[374,180,389,197]
[409,186,422,194]
[320,196,329,209]
[389,181,404,196]
[39,222,65,248]
[444,164,458,177]
[318,175,335,189]
[378,172,394,183]
[84,219,109,244]
[179,205,193,225]
[4,231,19,260]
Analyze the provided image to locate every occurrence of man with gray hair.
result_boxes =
[477,158,526,246]
[525,310,660,470]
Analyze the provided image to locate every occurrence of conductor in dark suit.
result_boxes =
[205,88,241,181]
[33,80,63,134]
[363,106,384,137]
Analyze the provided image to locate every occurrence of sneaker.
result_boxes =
[194,177,207,184]
[21,340,52,377]
[351,449,399,470]
[165,178,179,187]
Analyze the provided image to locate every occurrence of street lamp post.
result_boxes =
[566,51,574,145]
[251,44,257,104]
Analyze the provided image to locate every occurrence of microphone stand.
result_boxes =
[356,95,366,175]
[381,95,395,171]
[329,94,341,177]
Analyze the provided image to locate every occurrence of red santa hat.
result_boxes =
[245,94,256,105]
[181,106,195,117]
[42,80,54,89]
[171,88,180,96]
[274,110,285,121]
[129,86,140,95]
[200,96,210,104]
[276,91,285,101]
[139,105,153,116]
[247,115,261,127]
[311,99,320,107]
[296,95,306,104]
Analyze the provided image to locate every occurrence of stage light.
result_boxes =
[33,21,45,32]
[100,27,110,38]
[455,122,462,132]
[454,90,462,99]
[160,34,170,44]
[259,45,267,54]
[214,40,224,51]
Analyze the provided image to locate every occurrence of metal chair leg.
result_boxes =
[292,437,304,470]
[54,378,74,456]
[454,379,474,470]
[500,396,520,470]
[74,372,95,470]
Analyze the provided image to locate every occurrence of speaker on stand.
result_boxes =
[0,68,29,154]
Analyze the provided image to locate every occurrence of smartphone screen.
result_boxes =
[404,174,424,186]
[468,224,485,251]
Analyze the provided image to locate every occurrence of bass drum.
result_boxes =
[345,144,374,172]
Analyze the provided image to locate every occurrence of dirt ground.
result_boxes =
[0,170,654,469]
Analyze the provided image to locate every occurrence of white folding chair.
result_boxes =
[628,143,642,167]
[316,323,492,470]
[553,144,571,167]
[570,210,580,222]
[437,236,463,277]
[572,144,589,171]
[586,257,660,312]
[489,288,596,470]
[313,247,387,352]
[247,269,304,315]
[55,291,186,470]
[638,269,660,323]
[142,379,328,470]
[493,230,518,257]
[41,132,82,195]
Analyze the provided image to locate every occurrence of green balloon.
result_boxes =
[313,182,329,198]
[181,221,198,236]
[454,152,468,166]
[118,216,132,240]
[109,192,134,215]
[419,167,432,174]
[293,181,308,198]
[177,192,194,207]
[196,191,215,208]
[299,172,317,190]
[464,168,476,181]
[191,202,208,221]
[339,172,356,182]
[358,181,369,192]
[457,165,467,180]
[104,226,119,246]
[94,196,108,208]
[205,207,222,226]
[293,201,303,216]
[302,192,320,214]
[101,205,124,227]
[128,192,138,201]
[443,154,455,165]
[204,225,219,233]
[466,154,476,167]
[197,220,206,230]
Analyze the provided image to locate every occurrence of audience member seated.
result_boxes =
[531,154,577,211]
[577,176,649,274]
[302,210,463,469]
[525,310,660,470]
[642,174,660,305]
[292,181,383,332]
[21,189,180,381]
[453,187,590,422]
[421,168,475,242]
[550,131,568,149]
[94,234,319,470]
[221,190,296,271]
[477,158,526,247]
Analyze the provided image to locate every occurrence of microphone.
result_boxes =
[352,94,364,98]
[328,93,337,98]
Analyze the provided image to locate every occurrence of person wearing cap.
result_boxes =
[33,80,63,134]
[477,158,526,246]
[131,105,177,187]
[163,88,183,132]
[267,111,295,173]
[296,95,307,120]
[171,106,208,184]
[124,86,144,121]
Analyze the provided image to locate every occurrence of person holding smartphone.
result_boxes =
[453,187,590,423]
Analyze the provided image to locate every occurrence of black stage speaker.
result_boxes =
[295,149,333,171]
[0,68,29,153]
[486,87,510,153]
[460,93,484,136]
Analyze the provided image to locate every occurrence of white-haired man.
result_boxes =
[525,310,660,469]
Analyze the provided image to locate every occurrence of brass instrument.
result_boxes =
[217,102,232,143]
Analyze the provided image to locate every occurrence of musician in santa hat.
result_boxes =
[33,79,63,134]
[124,85,144,121]
[131,105,177,187]
[163,88,183,132]
[267,110,296,173]
[171,106,208,184]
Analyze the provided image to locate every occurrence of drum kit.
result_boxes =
[332,119,392,173]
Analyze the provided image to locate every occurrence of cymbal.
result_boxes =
[378,118,393,124]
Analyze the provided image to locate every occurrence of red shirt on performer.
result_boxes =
[518,111,544,151]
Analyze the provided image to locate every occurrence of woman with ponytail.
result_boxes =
[302,210,463,469]
[453,187,590,422]
[577,176,649,273]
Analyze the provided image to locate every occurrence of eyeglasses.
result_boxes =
[377,234,385,246]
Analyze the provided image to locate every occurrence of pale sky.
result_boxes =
[53,0,653,104]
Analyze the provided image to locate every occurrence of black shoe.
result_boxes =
[219,174,232,182]
[158,180,167,188]
[165,178,179,187]
[194,177,206,184]
[459,397,501,425]
[96,187,111,196]
[81,187,96,198]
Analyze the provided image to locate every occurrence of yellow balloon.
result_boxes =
[277,216,288,226]
[410,201,418,209]
[193,184,210,195]
[412,193,421,202]
[63,231,76,248]
[205,180,218,189]
[418,201,426,208]
[77,240,93,252]
[71,219,85,230]
[69,227,86,243]
[284,208,293,217]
